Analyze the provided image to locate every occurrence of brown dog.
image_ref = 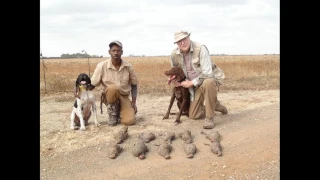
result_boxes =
[163,66,190,124]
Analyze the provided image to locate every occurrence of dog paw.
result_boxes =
[163,116,169,120]
[96,123,101,127]
[70,126,75,130]
[79,126,86,131]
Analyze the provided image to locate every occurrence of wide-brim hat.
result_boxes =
[174,31,191,44]
[109,40,123,48]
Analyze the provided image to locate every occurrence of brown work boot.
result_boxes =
[216,100,228,115]
[203,117,214,129]
[106,100,120,126]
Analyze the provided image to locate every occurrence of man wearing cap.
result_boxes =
[169,31,228,129]
[90,40,138,126]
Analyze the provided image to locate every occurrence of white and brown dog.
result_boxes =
[70,73,100,131]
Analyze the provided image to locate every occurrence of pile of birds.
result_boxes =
[106,126,223,159]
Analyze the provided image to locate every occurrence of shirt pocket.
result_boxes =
[120,72,130,85]
[192,57,200,68]
[103,72,115,84]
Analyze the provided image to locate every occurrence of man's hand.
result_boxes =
[131,96,137,114]
[180,80,193,88]
[131,102,137,114]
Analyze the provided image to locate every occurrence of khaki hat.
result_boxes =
[109,40,123,48]
[174,31,191,43]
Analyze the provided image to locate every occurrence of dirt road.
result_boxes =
[40,89,279,180]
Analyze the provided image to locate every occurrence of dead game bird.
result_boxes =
[159,131,176,144]
[204,141,222,157]
[201,130,222,156]
[201,130,221,142]
[138,132,156,143]
[107,142,122,159]
[155,139,172,159]
[113,126,128,144]
[178,130,193,144]
[132,139,149,159]
[184,143,197,158]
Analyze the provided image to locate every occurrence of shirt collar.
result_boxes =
[107,58,130,70]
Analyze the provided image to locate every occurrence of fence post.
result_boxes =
[41,49,47,93]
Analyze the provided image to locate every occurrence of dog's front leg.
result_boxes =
[176,98,188,123]
[70,109,76,129]
[92,102,100,127]
[77,107,86,131]
[75,99,86,131]
[163,90,176,120]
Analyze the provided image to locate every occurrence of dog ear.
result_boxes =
[85,74,93,90]
[177,67,185,81]
[74,75,81,97]
[73,86,79,97]
[76,75,81,87]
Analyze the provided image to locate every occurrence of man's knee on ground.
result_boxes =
[121,117,135,125]
[120,108,135,125]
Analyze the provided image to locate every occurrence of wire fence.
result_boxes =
[40,50,92,94]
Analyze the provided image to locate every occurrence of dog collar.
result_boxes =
[177,76,187,83]
[79,85,86,91]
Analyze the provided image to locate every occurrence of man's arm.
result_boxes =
[90,63,103,87]
[191,45,213,87]
[131,84,137,113]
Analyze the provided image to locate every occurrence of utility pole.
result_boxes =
[82,50,90,77]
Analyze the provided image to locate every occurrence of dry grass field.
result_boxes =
[40,55,279,96]
[40,55,280,180]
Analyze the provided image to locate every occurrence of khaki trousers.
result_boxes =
[189,78,217,119]
[105,84,135,125]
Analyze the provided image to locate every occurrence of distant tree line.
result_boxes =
[60,53,103,58]
[41,53,103,59]
[129,54,146,57]
[40,53,279,59]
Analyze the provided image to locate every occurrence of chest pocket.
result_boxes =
[191,57,201,71]
[120,71,130,85]
[103,71,116,84]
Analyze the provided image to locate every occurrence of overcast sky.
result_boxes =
[40,0,279,57]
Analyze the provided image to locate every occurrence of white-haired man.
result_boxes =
[169,31,228,129]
